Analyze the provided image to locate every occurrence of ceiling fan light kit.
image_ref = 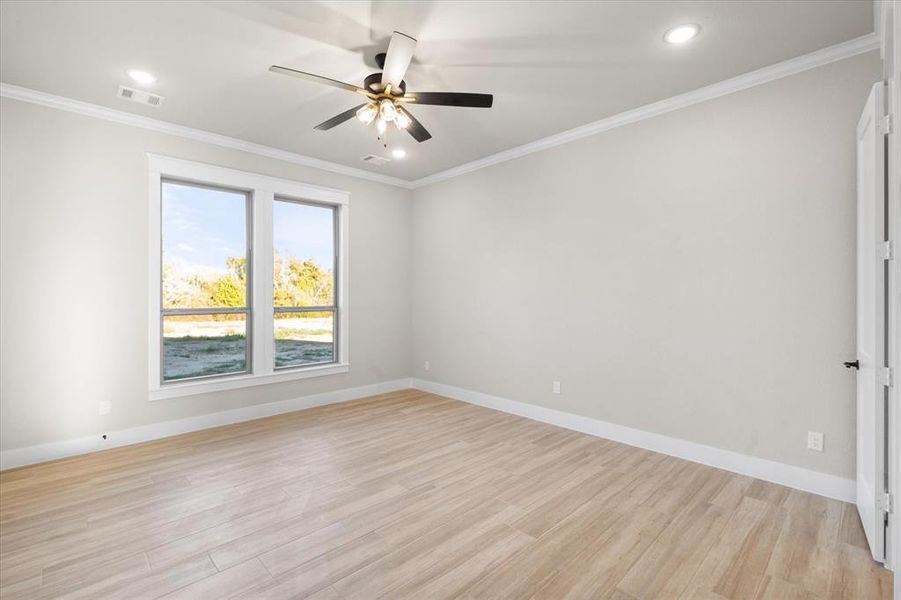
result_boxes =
[270,30,494,150]
[379,98,398,122]
[355,103,377,125]
[394,110,412,130]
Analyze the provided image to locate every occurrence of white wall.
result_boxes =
[411,51,882,480]
[0,50,883,484]
[0,98,412,451]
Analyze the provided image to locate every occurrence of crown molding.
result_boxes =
[0,83,414,190]
[408,33,880,189]
[0,33,879,191]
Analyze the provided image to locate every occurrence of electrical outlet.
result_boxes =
[807,431,824,452]
[552,381,561,394]
[98,400,111,416]
[424,361,431,371]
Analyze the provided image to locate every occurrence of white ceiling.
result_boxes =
[0,1,874,181]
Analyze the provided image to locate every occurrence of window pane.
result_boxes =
[275,312,334,368]
[163,314,247,380]
[273,200,335,308]
[162,181,248,309]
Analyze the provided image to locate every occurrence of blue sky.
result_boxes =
[273,199,334,269]
[162,182,334,273]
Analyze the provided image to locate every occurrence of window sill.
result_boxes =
[149,363,350,401]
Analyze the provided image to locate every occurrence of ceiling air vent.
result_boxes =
[117,85,164,108]
[361,154,390,166]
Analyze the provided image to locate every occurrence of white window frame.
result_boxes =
[148,154,349,400]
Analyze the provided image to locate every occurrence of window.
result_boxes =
[149,156,349,400]
[273,199,337,368]
[161,181,251,381]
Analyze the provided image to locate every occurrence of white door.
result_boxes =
[855,81,887,563]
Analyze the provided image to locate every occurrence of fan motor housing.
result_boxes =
[364,73,406,96]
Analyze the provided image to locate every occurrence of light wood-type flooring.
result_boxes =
[0,389,892,599]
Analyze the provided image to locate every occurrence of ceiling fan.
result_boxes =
[269,31,493,143]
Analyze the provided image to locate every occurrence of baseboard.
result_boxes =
[411,378,855,503]
[0,378,413,470]
[3,377,857,504]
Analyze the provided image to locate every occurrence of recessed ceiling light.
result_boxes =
[127,69,156,85]
[664,24,700,45]
[392,148,407,159]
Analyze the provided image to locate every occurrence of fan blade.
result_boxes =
[270,65,367,95]
[407,92,493,108]
[314,104,367,131]
[381,31,417,89]
[398,107,432,142]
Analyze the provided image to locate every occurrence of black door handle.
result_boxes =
[843,360,859,370]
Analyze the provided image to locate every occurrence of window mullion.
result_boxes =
[252,189,275,376]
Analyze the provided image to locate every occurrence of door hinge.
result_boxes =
[881,115,893,135]
[881,367,894,387]
[884,240,894,260]
[880,492,893,515]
